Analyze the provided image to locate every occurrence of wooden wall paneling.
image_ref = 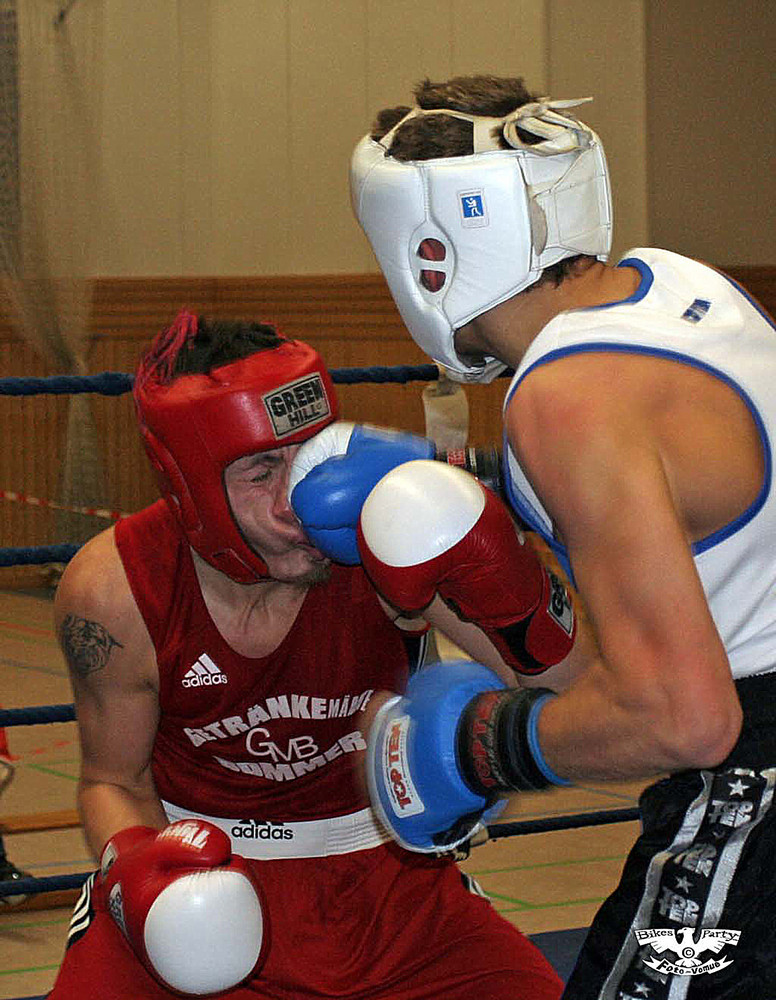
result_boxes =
[725,266,776,318]
[88,277,221,337]
[2,267,774,585]
[87,336,160,518]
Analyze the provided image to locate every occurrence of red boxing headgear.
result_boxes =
[133,312,339,582]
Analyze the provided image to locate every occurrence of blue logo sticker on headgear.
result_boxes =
[458,190,488,228]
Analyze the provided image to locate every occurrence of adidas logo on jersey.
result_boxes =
[232,819,294,841]
[182,653,228,688]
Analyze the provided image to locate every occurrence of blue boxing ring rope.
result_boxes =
[0,364,639,996]
[0,362,640,881]
[0,701,639,866]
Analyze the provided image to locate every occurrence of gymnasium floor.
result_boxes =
[0,587,647,999]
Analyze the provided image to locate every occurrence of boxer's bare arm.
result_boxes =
[57,535,268,993]
[54,527,167,857]
[375,592,516,682]
[506,355,743,780]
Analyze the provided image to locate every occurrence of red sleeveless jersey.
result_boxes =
[114,501,411,821]
[53,503,562,1000]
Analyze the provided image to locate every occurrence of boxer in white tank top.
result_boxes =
[352,73,776,998]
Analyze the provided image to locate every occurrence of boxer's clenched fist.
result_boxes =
[100,819,267,995]
[288,422,433,564]
[358,461,576,674]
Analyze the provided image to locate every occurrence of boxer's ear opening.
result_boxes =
[418,238,447,293]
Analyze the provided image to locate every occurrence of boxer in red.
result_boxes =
[49,311,563,999]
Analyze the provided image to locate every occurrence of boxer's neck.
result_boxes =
[191,548,309,659]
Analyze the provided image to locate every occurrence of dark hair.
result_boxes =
[172,318,286,376]
[371,75,540,159]
[370,74,593,289]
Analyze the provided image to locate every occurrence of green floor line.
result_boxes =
[15,757,78,765]
[0,962,59,976]
[490,893,607,912]
[467,852,626,875]
[24,762,79,782]
[0,657,66,682]
[0,916,69,931]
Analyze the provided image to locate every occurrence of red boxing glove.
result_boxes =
[357,460,575,674]
[100,819,267,995]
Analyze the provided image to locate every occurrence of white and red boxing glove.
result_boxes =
[357,460,576,675]
[100,819,267,996]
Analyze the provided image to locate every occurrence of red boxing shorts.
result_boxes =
[49,841,562,999]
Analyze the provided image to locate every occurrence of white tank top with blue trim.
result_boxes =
[503,247,776,680]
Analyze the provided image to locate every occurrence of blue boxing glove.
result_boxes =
[366,660,569,854]
[288,421,433,564]
[365,660,508,854]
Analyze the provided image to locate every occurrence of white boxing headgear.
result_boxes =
[350,98,613,382]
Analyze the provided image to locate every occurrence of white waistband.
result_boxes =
[161,800,390,859]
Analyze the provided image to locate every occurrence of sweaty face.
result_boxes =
[224,447,331,585]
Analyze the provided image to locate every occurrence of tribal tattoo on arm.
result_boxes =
[59,614,124,678]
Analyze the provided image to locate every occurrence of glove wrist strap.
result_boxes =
[436,446,504,499]
[100,826,158,878]
[457,687,570,793]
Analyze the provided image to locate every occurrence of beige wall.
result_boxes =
[17,1,775,277]
[22,0,548,278]
[547,0,649,262]
[645,0,776,265]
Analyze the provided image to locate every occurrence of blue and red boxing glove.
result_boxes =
[366,660,570,854]
[290,424,576,675]
[288,422,504,565]
[288,422,433,564]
